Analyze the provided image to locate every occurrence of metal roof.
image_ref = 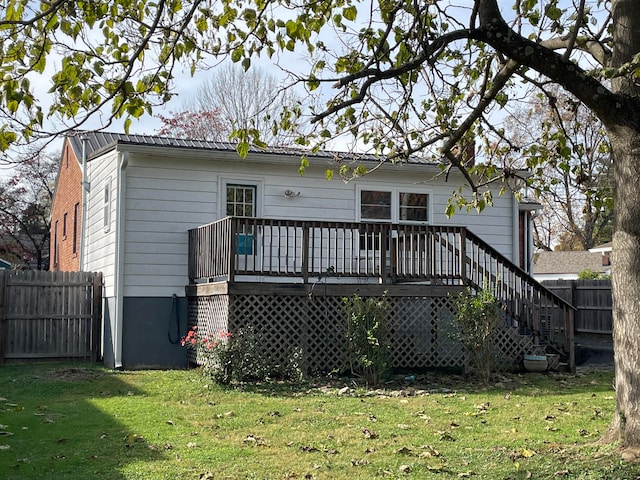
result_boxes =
[65,130,439,165]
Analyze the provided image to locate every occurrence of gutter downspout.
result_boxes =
[79,136,90,272]
[113,151,129,369]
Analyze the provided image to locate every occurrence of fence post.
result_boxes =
[91,272,103,362]
[0,270,7,364]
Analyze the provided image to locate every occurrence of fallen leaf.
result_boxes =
[300,445,320,453]
[420,445,441,457]
[398,464,411,473]
[362,428,378,439]
[436,431,456,442]
[187,442,197,448]
[521,448,536,458]
[395,446,412,455]
[124,433,145,446]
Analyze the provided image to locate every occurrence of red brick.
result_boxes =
[49,139,82,271]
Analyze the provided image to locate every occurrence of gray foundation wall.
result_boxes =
[103,296,189,369]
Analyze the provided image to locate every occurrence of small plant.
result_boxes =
[182,326,234,384]
[453,283,504,384]
[342,293,390,387]
[182,325,302,384]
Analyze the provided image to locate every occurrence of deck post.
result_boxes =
[228,218,236,284]
[301,224,309,284]
[459,227,467,281]
[380,224,389,284]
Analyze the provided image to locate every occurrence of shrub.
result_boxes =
[577,268,609,280]
[182,325,302,384]
[342,293,390,386]
[453,284,504,384]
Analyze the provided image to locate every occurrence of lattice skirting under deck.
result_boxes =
[187,293,542,375]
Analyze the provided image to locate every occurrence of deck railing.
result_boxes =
[188,217,574,369]
[188,218,472,283]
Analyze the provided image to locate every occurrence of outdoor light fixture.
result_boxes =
[284,189,300,198]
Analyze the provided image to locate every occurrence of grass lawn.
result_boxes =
[0,363,638,479]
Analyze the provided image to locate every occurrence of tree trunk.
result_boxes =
[600,0,640,447]
[603,138,640,442]
[600,128,640,446]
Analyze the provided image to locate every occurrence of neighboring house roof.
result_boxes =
[0,258,10,269]
[66,131,440,166]
[534,251,609,278]
[589,241,613,254]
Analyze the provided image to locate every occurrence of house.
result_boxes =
[0,258,10,270]
[50,131,574,371]
[533,250,611,281]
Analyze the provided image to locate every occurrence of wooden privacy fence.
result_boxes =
[542,279,612,335]
[0,271,103,363]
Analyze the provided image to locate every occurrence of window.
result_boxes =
[225,184,257,255]
[359,189,430,224]
[226,184,256,217]
[360,190,392,221]
[62,212,68,239]
[399,192,428,222]
[103,179,111,232]
[73,203,79,254]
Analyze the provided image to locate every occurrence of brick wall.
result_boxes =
[49,139,82,271]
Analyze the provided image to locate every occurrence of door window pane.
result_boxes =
[226,184,256,217]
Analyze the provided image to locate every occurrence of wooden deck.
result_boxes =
[187,217,575,372]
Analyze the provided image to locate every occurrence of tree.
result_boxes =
[501,89,614,251]
[182,64,305,145]
[156,109,228,141]
[0,149,56,270]
[155,65,305,144]
[1,0,640,447]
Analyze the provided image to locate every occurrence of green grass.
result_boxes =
[0,363,638,479]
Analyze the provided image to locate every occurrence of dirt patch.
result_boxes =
[49,367,103,382]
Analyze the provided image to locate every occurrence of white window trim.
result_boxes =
[356,186,432,224]
[219,177,264,218]
[103,177,112,233]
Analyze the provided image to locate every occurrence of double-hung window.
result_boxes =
[358,188,430,253]
[359,188,430,224]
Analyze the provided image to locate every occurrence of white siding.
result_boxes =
[84,150,119,297]
[117,153,516,297]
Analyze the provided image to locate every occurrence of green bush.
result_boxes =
[453,284,504,384]
[182,324,302,384]
[578,268,610,280]
[342,293,390,386]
